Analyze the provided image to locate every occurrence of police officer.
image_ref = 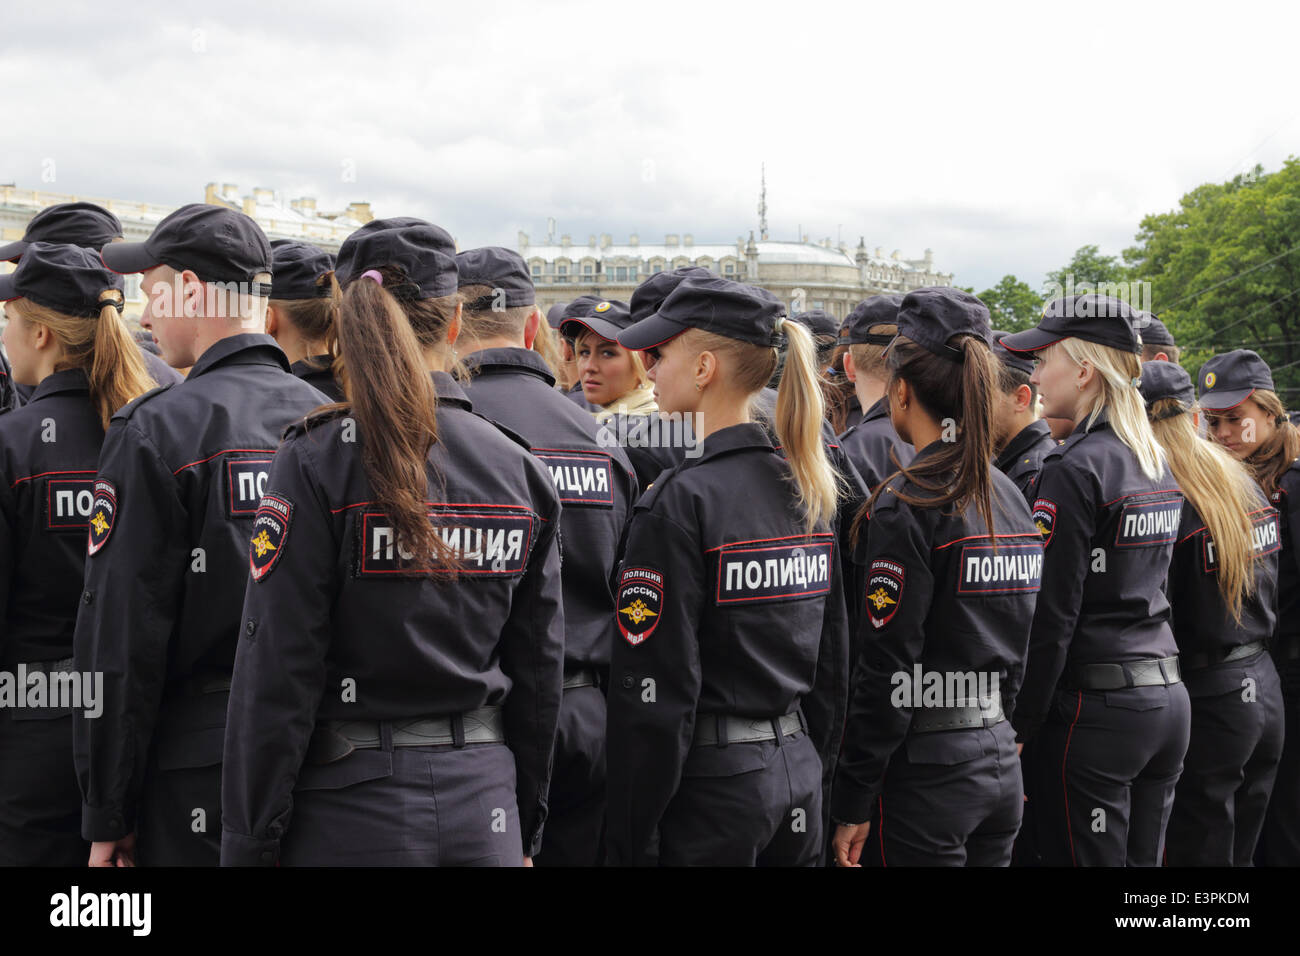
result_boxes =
[221,220,564,866]
[1001,294,1190,867]
[454,245,638,865]
[0,244,156,865]
[267,239,343,401]
[830,289,1040,867]
[554,296,601,409]
[71,203,331,866]
[1140,360,1284,866]
[1138,312,1179,364]
[836,295,913,491]
[1,201,183,396]
[784,308,840,386]
[605,275,849,866]
[1195,349,1300,866]
[991,331,1056,502]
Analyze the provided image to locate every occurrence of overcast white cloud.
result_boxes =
[3,0,1298,292]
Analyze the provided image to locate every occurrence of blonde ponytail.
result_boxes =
[776,320,841,533]
[1149,397,1259,622]
[1059,338,1165,481]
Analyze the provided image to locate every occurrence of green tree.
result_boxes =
[1043,244,1128,300]
[977,275,1041,331]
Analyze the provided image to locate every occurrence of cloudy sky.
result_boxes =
[4,0,1298,292]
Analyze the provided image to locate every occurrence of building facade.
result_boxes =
[517,230,953,321]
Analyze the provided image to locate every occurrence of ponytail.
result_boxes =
[1149,397,1259,621]
[856,334,998,545]
[1240,389,1300,498]
[776,320,841,533]
[10,293,154,430]
[334,276,454,572]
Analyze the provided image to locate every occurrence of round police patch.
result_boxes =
[1032,498,1057,546]
[595,301,612,313]
[865,558,904,630]
[249,494,292,583]
[617,567,663,646]
[1204,372,1216,389]
[86,479,118,556]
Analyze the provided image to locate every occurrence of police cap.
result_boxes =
[0,241,125,318]
[101,203,272,288]
[991,330,1035,375]
[1000,294,1141,355]
[896,287,993,361]
[791,309,839,339]
[1138,360,1195,419]
[269,239,335,300]
[0,202,124,262]
[629,266,714,324]
[839,295,903,346]
[617,275,785,350]
[335,217,458,298]
[455,246,535,308]
[1198,349,1276,411]
[560,299,633,343]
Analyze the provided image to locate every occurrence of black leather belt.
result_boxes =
[1181,640,1266,672]
[1065,656,1182,690]
[306,706,505,764]
[562,669,597,690]
[692,712,803,747]
[910,696,1005,733]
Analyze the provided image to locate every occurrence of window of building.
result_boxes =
[557,264,568,278]
[583,263,594,277]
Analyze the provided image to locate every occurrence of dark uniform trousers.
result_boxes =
[1258,654,1300,865]
[536,685,608,867]
[1166,650,1284,866]
[658,731,823,867]
[278,743,523,867]
[864,722,1022,867]
[1024,684,1190,867]
[0,708,85,866]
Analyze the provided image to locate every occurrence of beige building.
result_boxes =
[518,230,953,321]
[0,183,374,319]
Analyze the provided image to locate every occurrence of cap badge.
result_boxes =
[1205,372,1217,389]
[595,301,612,312]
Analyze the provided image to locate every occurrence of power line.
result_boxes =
[1180,287,1300,349]
[1160,244,1300,315]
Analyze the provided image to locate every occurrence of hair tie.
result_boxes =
[1130,376,1142,387]
[361,270,384,285]
[98,295,125,314]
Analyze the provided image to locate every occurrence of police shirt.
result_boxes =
[837,396,914,492]
[604,422,850,865]
[1013,410,1184,741]
[0,370,103,663]
[220,371,565,864]
[459,346,638,673]
[290,354,344,403]
[72,333,331,842]
[830,443,1043,823]
[14,344,179,405]
[1167,491,1279,681]
[994,418,1057,504]
[1271,459,1300,656]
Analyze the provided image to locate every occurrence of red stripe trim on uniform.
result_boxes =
[878,795,887,868]
[10,468,96,488]
[172,448,278,474]
[330,500,546,516]
[703,532,835,553]
[932,531,1045,551]
[1062,690,1084,867]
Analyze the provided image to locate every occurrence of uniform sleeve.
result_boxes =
[830,501,933,824]
[605,509,704,866]
[0,464,15,638]
[802,535,850,781]
[831,442,870,636]
[499,487,565,859]
[220,438,336,866]
[72,419,189,842]
[1011,459,1097,743]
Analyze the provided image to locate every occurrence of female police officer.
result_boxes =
[0,243,154,864]
[1196,349,1300,866]
[1140,360,1283,866]
[267,239,343,401]
[830,288,1041,867]
[220,219,565,866]
[604,274,849,866]
[1001,295,1190,867]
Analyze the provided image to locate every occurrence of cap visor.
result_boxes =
[0,240,29,262]
[560,316,626,343]
[100,241,159,276]
[1197,387,1255,412]
[998,327,1063,354]
[617,313,691,351]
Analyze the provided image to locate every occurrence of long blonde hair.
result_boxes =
[9,295,155,429]
[1149,397,1260,621]
[684,321,839,533]
[1056,337,1165,481]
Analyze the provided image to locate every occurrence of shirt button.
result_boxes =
[82,589,94,605]
[621,676,634,689]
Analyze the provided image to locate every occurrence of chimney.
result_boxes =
[924,248,934,266]
[222,183,239,199]
[346,202,373,223]
[588,234,597,248]
[561,234,571,251]
[665,234,679,247]
[874,246,883,258]
[628,233,639,247]
[204,183,220,205]
[892,250,901,260]
[253,187,274,203]
[242,197,257,218]
[518,230,529,250]
[290,196,317,214]
[600,233,612,249]
[683,234,693,247]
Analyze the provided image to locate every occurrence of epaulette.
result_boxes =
[633,459,690,511]
[111,383,174,421]
[283,404,350,441]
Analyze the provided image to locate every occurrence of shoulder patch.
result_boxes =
[865,558,904,629]
[715,534,835,604]
[86,479,118,555]
[618,567,664,645]
[249,495,292,582]
[111,383,174,421]
[1031,498,1057,545]
[533,448,614,508]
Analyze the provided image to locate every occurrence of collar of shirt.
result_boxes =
[861,395,891,424]
[688,421,776,467]
[430,370,472,411]
[995,418,1053,472]
[595,385,658,423]
[28,367,91,402]
[187,333,291,379]
[460,347,556,387]
[910,436,952,466]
